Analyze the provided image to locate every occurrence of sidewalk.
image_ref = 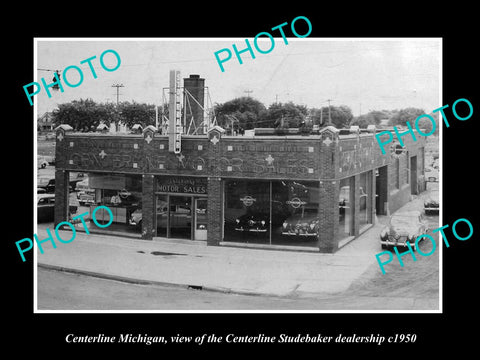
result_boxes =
[36,187,436,298]
[36,222,382,298]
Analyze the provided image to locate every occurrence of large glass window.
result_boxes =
[223,179,319,247]
[338,177,354,240]
[359,171,372,229]
[272,181,319,246]
[86,174,142,234]
[224,180,270,244]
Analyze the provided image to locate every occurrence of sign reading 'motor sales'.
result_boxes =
[156,176,207,194]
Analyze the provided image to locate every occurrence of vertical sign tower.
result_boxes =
[168,70,182,154]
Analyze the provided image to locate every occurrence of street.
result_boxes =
[37,209,439,311]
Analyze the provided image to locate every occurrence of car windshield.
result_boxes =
[292,207,317,217]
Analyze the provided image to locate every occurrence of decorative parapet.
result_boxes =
[207,125,225,146]
[142,125,157,144]
[319,125,340,146]
[54,124,73,142]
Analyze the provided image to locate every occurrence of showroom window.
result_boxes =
[86,174,142,234]
[223,179,319,247]
[338,177,354,241]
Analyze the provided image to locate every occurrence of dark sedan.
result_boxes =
[235,211,270,233]
[37,194,55,223]
[380,210,429,250]
[281,207,319,238]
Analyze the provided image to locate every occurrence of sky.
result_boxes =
[34,38,441,118]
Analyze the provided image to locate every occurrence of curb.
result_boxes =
[37,263,278,298]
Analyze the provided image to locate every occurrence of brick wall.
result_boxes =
[54,125,426,252]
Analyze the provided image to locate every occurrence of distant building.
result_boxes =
[38,112,54,132]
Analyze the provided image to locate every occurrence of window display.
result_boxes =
[86,174,142,232]
[224,179,319,247]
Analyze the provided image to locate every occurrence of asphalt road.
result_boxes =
[37,214,439,312]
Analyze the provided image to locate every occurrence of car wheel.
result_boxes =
[381,244,387,249]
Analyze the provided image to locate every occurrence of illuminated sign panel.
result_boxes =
[168,70,182,154]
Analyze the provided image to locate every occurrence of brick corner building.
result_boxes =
[53,119,426,253]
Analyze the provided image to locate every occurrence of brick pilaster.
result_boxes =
[54,169,69,227]
[141,174,155,240]
[318,180,338,253]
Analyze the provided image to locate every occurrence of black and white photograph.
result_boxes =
[7,6,479,354]
[32,37,443,312]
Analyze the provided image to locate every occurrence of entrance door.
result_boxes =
[194,198,208,240]
[169,196,192,239]
[376,166,388,215]
[156,194,168,237]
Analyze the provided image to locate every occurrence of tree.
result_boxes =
[351,110,387,128]
[263,101,308,129]
[310,105,353,128]
[389,107,425,127]
[119,101,157,128]
[51,99,160,132]
[52,99,116,132]
[214,97,267,130]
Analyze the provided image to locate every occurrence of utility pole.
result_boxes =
[111,83,124,105]
[326,99,333,125]
[111,83,124,132]
[244,89,253,98]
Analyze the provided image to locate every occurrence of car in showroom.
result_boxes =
[234,201,290,233]
[281,205,319,238]
[235,210,270,233]
[379,210,429,250]
[424,189,439,215]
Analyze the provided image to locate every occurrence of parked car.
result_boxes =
[425,167,439,182]
[37,194,55,222]
[281,206,319,237]
[379,210,429,250]
[37,177,75,193]
[37,156,49,169]
[37,177,55,193]
[78,190,95,206]
[424,189,439,215]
